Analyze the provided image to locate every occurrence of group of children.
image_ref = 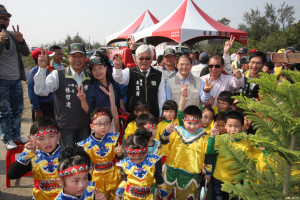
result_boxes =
[7,83,266,200]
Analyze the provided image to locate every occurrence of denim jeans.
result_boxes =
[0,79,23,142]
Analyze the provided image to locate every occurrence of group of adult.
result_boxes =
[1,3,294,150]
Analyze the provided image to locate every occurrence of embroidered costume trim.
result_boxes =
[58,164,89,179]
[125,147,148,155]
[36,127,58,137]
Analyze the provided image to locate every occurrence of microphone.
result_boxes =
[0,24,9,50]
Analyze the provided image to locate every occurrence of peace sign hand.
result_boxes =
[224,35,235,54]
[127,36,136,50]
[24,134,38,153]
[210,122,219,138]
[38,48,50,68]
[99,85,112,97]
[76,84,86,101]
[12,25,24,43]
[180,82,189,96]
[203,78,213,92]
[113,54,123,69]
[166,119,178,133]
[114,142,123,156]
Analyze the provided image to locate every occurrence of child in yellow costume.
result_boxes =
[78,107,122,199]
[7,118,62,199]
[212,91,234,116]
[124,101,150,140]
[56,146,106,200]
[160,82,213,200]
[115,127,168,200]
[201,106,215,135]
[136,113,164,159]
[155,100,179,158]
[207,111,266,200]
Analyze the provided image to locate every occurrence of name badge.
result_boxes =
[151,81,157,86]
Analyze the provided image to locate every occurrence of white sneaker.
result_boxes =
[14,136,29,144]
[5,140,18,150]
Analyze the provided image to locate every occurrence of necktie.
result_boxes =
[143,71,147,77]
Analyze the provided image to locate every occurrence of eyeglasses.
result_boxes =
[93,122,110,127]
[138,57,151,61]
[0,16,10,21]
[208,64,221,69]
[249,61,262,66]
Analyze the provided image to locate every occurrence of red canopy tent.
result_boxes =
[105,9,159,45]
[133,0,248,46]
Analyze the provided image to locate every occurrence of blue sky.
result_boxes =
[2,0,300,47]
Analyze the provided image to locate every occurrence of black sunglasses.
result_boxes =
[208,64,221,69]
[138,57,151,61]
[0,16,10,21]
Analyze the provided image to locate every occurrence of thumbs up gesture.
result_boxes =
[114,142,123,156]
[232,67,242,79]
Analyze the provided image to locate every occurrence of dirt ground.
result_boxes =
[0,65,35,199]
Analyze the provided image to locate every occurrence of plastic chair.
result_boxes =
[6,142,32,188]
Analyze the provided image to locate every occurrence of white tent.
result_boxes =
[105,9,159,45]
[133,0,248,46]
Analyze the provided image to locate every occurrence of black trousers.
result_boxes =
[31,101,54,121]
[212,177,239,200]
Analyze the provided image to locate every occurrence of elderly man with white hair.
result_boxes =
[112,45,165,117]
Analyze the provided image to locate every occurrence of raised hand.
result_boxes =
[166,119,178,133]
[210,122,219,138]
[12,25,24,42]
[203,78,213,93]
[38,48,50,68]
[24,134,38,153]
[76,84,86,101]
[93,188,106,200]
[224,35,235,54]
[180,82,189,96]
[114,142,123,156]
[127,36,136,50]
[113,54,123,69]
[232,67,242,79]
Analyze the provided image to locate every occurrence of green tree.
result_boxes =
[238,8,270,41]
[257,31,286,52]
[285,20,300,50]
[219,71,300,199]
[265,3,280,33]
[278,2,295,31]
[218,17,231,26]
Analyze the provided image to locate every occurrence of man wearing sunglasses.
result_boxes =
[201,55,244,106]
[112,45,165,118]
[0,5,30,150]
